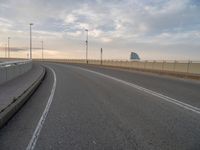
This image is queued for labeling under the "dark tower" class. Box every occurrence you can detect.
[130,52,140,60]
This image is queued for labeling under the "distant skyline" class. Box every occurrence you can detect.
[0,0,200,60]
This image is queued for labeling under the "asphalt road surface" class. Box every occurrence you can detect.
[0,62,200,150]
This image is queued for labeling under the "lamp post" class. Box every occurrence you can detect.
[30,23,33,59]
[41,40,44,60]
[85,29,88,64]
[5,44,7,58]
[8,37,10,58]
[100,48,103,65]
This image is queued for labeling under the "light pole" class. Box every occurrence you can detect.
[85,29,88,64]
[5,44,7,58]
[8,37,10,58]
[30,23,33,59]
[41,40,44,60]
[100,48,103,65]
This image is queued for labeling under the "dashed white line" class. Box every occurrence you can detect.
[26,66,57,150]
[76,66,200,115]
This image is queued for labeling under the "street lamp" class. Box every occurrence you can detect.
[85,29,88,64]
[30,23,34,59]
[41,40,44,60]
[5,44,7,58]
[100,48,103,65]
[8,37,10,58]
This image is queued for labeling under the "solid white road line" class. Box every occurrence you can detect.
[76,66,200,115]
[26,66,57,150]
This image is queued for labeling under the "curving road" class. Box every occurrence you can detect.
[0,62,200,150]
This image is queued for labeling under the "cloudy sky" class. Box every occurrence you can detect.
[0,0,200,60]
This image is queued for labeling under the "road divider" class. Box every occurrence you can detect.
[0,65,46,128]
[0,60,32,85]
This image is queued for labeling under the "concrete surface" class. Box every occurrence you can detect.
[0,62,199,150]
[0,60,32,85]
[0,64,45,128]
[37,59,200,75]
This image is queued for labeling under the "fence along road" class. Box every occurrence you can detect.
[37,59,200,75]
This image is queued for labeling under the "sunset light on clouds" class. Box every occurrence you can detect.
[0,0,200,60]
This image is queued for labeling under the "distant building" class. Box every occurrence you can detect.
[130,52,140,60]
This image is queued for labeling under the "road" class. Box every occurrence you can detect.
[0,62,200,150]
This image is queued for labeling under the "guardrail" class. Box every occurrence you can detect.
[0,60,32,84]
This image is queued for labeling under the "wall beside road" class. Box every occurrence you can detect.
[0,60,32,84]
[36,59,200,76]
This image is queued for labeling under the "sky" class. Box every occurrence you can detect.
[0,0,200,60]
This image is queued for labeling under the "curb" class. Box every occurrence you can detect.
[0,66,46,128]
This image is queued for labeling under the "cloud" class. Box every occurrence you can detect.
[65,14,77,24]
[0,0,200,59]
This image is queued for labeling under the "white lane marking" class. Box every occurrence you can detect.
[75,66,200,114]
[26,66,57,150]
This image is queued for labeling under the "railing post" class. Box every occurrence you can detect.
[144,60,147,69]
[162,60,165,71]
[173,60,176,72]
[187,60,191,73]
[152,60,155,70]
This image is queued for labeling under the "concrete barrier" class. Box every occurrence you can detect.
[0,60,32,85]
[0,66,45,128]
[36,59,200,76]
